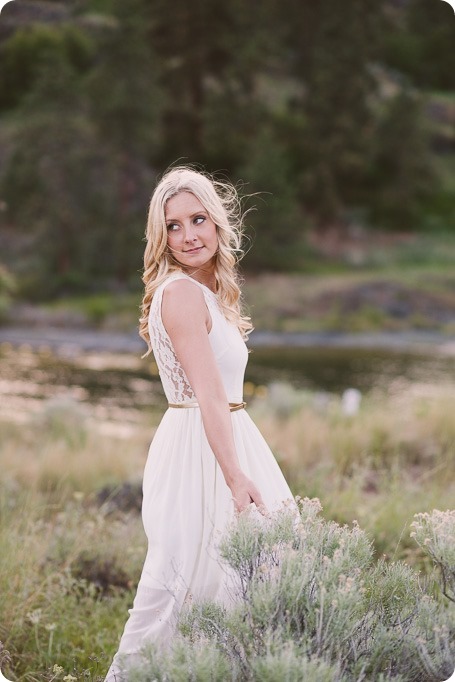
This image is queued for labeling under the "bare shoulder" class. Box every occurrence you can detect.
[162,278,205,306]
[162,278,208,328]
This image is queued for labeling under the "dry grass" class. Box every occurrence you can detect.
[0,400,150,496]
[1,379,454,678]
[0,487,146,680]
[250,380,455,558]
[252,381,455,472]
[0,398,151,679]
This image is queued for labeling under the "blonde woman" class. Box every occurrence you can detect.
[105,166,294,680]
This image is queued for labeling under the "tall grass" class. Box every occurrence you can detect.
[251,380,455,559]
[1,399,150,681]
[0,381,454,679]
[0,490,145,681]
[0,397,149,494]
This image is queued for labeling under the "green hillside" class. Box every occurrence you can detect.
[0,0,454,301]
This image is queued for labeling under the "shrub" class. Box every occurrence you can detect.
[411,510,455,604]
[129,500,455,682]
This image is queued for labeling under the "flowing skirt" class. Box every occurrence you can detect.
[105,408,294,681]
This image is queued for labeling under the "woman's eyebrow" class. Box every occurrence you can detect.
[165,210,207,223]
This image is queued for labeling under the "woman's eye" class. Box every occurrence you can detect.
[194,216,205,225]
[167,223,179,232]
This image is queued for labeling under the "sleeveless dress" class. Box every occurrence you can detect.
[105,271,294,680]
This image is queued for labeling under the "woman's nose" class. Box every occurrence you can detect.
[183,224,197,242]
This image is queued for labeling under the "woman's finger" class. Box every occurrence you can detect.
[250,490,268,516]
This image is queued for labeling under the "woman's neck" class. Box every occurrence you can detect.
[180,259,217,292]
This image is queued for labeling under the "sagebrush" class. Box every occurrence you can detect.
[127,500,455,682]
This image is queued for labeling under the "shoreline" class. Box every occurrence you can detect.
[1,325,455,357]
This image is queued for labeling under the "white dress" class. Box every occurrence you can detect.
[105,271,294,680]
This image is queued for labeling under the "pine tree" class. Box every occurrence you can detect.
[1,58,117,295]
[240,127,305,270]
[384,0,455,91]
[296,0,383,225]
[369,90,437,229]
[85,0,161,282]
[144,0,276,169]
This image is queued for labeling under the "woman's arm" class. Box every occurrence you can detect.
[161,279,266,514]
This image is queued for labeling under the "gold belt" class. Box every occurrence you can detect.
[168,401,246,412]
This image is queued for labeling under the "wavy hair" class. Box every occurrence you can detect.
[139,166,253,357]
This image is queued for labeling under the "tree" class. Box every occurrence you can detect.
[383,0,455,91]
[240,127,305,270]
[144,0,277,169]
[369,90,437,229]
[0,23,93,112]
[85,0,162,282]
[294,0,383,225]
[1,59,120,296]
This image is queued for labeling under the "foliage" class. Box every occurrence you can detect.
[142,0,276,167]
[1,58,115,296]
[0,0,453,291]
[411,510,455,604]
[0,490,143,681]
[251,379,455,559]
[85,0,162,157]
[240,127,305,270]
[291,0,382,225]
[383,0,455,92]
[128,500,455,681]
[0,23,94,111]
[83,0,163,283]
[1,56,150,296]
[369,90,437,229]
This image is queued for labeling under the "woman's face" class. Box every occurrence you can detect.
[165,192,218,270]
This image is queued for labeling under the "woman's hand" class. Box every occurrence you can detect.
[228,470,268,515]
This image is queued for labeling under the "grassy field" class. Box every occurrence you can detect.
[0,377,454,680]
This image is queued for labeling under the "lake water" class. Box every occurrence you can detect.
[1,338,454,427]
[248,345,455,393]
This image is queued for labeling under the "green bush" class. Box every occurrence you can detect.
[411,510,455,604]
[0,24,93,111]
[129,500,455,681]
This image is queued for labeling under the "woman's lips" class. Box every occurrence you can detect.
[184,246,203,254]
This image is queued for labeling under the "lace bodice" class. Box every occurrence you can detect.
[148,272,248,404]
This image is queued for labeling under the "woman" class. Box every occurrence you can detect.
[105,166,294,681]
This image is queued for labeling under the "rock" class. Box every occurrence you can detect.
[71,551,133,595]
[96,481,143,514]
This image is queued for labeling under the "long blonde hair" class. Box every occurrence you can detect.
[139,166,253,357]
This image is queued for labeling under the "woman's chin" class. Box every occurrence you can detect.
[177,251,217,270]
